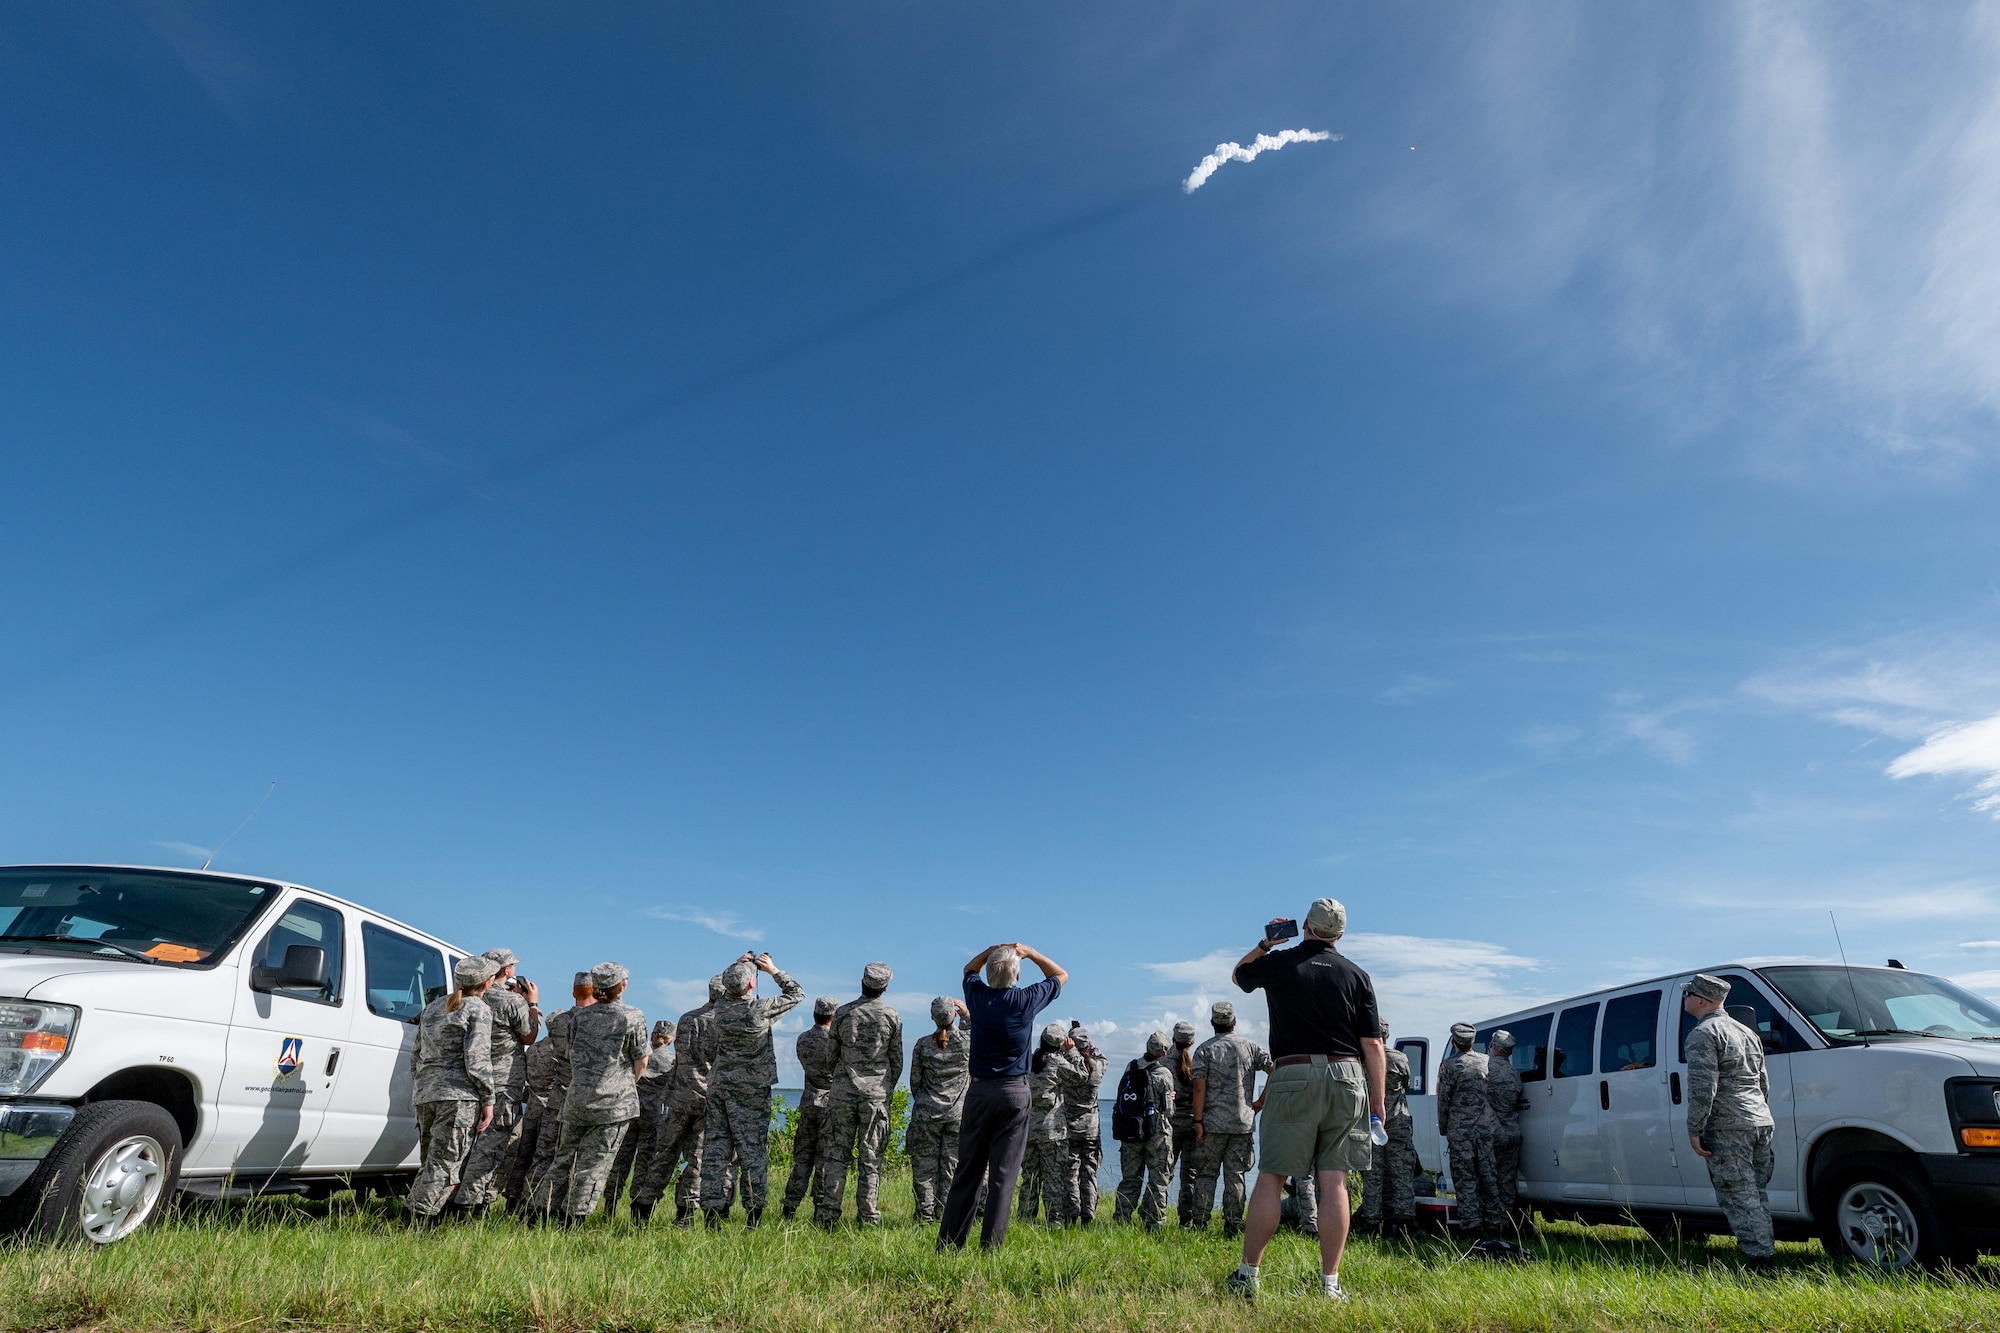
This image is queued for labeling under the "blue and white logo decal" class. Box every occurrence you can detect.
[274,1036,304,1080]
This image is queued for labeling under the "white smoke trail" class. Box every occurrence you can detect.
[1182,128,1339,193]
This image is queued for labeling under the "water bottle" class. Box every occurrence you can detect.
[1369,1113,1388,1147]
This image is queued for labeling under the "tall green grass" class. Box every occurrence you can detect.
[2,1178,1993,1332]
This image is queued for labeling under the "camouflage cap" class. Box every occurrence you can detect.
[1489,1029,1515,1053]
[1305,897,1347,937]
[590,961,630,990]
[1172,1021,1196,1045]
[929,995,955,1027]
[816,995,840,1020]
[573,971,592,989]
[454,955,500,988]
[1070,1024,1091,1044]
[1450,1022,1475,1042]
[861,961,893,991]
[722,961,757,995]
[481,947,519,969]
[1686,973,1731,1003]
[708,973,728,1001]
[1145,1030,1169,1057]
[1377,1017,1391,1039]
[651,1020,676,1042]
[1211,1001,1237,1028]
[1039,1022,1067,1051]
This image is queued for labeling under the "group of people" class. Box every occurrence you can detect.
[401,898,1780,1298]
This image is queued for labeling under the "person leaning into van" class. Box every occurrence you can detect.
[406,954,499,1224]
[1683,973,1778,1269]
[1225,898,1384,1303]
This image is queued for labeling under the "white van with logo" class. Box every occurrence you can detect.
[1407,961,2000,1269]
[0,865,467,1243]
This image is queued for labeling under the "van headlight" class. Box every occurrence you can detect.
[0,1001,79,1095]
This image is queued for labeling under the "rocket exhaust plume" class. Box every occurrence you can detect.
[1183,129,1339,192]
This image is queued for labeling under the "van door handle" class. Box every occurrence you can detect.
[325,1047,341,1077]
[1599,1080,1609,1111]
[1669,1072,1681,1105]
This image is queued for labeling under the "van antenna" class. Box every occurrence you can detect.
[201,782,277,871]
[1829,910,1869,1049]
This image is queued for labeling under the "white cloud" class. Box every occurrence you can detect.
[1183,129,1337,193]
[649,975,712,1015]
[151,840,210,862]
[1887,713,2000,815]
[1378,675,1450,703]
[643,906,764,941]
[1952,970,2000,1000]
[1960,940,2000,950]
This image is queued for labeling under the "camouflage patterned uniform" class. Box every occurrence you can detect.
[531,976,648,1219]
[606,1024,674,1214]
[1017,1036,1074,1224]
[1360,1037,1417,1229]
[1482,1037,1525,1230]
[1438,1035,1499,1233]
[1113,1048,1176,1228]
[1058,1031,1108,1223]
[500,1037,557,1208]
[700,965,804,1218]
[1686,999,1775,1259]
[456,982,537,1208]
[1283,1173,1319,1234]
[1168,1023,1199,1226]
[905,1003,970,1223]
[1187,1019,1272,1233]
[815,968,903,1226]
[521,986,588,1207]
[633,983,722,1221]
[781,1000,840,1217]
[407,991,495,1216]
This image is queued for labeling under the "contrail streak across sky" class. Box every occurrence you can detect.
[1183,129,1339,192]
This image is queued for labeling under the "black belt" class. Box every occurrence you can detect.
[1274,1054,1360,1068]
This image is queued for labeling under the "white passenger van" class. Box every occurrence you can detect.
[1404,961,2000,1270]
[0,865,468,1243]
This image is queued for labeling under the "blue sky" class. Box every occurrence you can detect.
[7,3,2000,1075]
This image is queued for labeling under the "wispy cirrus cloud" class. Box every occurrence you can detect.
[643,906,764,941]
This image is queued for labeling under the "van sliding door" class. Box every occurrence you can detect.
[1597,988,1681,1207]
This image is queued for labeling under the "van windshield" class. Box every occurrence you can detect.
[0,867,277,968]
[1760,966,2000,1044]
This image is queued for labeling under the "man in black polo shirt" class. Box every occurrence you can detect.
[936,941,1068,1250]
[1225,898,1383,1302]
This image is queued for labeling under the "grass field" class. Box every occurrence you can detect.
[3,1178,1996,1333]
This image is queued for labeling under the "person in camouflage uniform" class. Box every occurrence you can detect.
[1168,1020,1200,1226]
[452,947,541,1216]
[1283,1174,1319,1235]
[1357,1018,1417,1236]
[700,952,804,1227]
[1483,1028,1526,1234]
[781,996,840,1219]
[816,962,904,1227]
[1683,974,1776,1266]
[632,974,724,1225]
[499,1035,557,1210]
[406,955,499,1221]
[519,972,595,1212]
[1188,1000,1273,1237]
[1017,1024,1076,1224]
[1113,1031,1177,1229]
[1058,1022,1108,1224]
[530,961,649,1224]
[1438,1022,1499,1236]
[906,996,970,1223]
[605,1019,674,1216]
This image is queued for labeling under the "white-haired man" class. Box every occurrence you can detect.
[1226,899,1384,1302]
[936,942,1068,1250]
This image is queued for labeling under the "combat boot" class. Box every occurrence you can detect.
[629,1201,652,1223]
[1222,1221,1243,1240]
[703,1207,725,1230]
[745,1208,763,1230]
[673,1205,693,1229]
[781,1204,796,1220]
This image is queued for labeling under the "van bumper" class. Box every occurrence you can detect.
[1919,1152,2000,1251]
[0,1101,77,1196]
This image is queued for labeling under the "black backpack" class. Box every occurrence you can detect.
[1111,1059,1158,1142]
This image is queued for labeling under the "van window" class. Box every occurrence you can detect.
[251,900,344,1005]
[1477,1012,1552,1083]
[1677,972,1803,1059]
[1552,1002,1598,1078]
[362,921,447,1022]
[1394,1037,1429,1095]
[1599,991,1661,1071]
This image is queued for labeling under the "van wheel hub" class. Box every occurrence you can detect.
[79,1134,168,1244]
[1837,1183,1917,1268]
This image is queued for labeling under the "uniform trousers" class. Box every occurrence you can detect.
[407,1100,480,1216]
[1065,1135,1102,1222]
[937,1076,1031,1250]
[905,1115,959,1222]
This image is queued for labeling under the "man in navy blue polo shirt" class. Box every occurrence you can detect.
[936,941,1068,1250]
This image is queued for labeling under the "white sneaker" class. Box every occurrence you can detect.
[1322,1277,1348,1301]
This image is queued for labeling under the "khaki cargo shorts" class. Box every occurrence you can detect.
[1257,1056,1370,1176]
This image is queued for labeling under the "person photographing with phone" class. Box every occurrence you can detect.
[1224,899,1385,1303]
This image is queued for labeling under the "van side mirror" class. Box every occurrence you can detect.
[1760,1030,1783,1054]
[251,944,329,994]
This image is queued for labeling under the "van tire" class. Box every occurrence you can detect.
[1814,1152,1953,1272]
[4,1101,183,1245]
